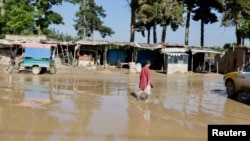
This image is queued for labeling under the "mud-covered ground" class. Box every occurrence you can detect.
[0,66,250,141]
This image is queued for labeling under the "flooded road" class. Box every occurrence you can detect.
[0,69,250,141]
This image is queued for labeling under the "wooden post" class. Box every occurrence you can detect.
[56,44,59,57]
[132,47,135,62]
[203,53,206,72]
[103,46,108,69]
[217,61,218,74]
[209,53,211,72]
[191,54,193,72]
[163,53,165,71]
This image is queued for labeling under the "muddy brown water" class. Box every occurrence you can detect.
[0,68,250,141]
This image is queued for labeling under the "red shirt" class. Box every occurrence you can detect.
[139,66,152,90]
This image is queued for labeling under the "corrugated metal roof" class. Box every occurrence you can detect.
[76,40,109,45]
[12,43,57,48]
[110,42,163,49]
[110,41,135,46]
[166,53,188,56]
[190,48,222,54]
[134,42,163,50]
[161,47,188,53]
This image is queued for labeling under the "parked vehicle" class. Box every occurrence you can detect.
[223,63,250,98]
[4,43,57,75]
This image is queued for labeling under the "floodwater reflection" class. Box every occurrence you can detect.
[0,72,249,141]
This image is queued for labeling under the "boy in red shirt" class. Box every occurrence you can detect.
[136,60,153,102]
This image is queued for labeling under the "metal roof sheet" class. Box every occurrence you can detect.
[161,47,187,53]
[15,43,57,48]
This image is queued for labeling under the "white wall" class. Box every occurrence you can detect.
[167,64,188,74]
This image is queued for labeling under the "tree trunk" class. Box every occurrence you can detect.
[200,19,204,47]
[236,23,241,46]
[103,46,108,68]
[83,0,86,40]
[242,37,244,46]
[147,27,151,44]
[153,20,157,43]
[184,11,190,45]
[130,1,136,42]
[161,23,167,43]
[91,32,94,41]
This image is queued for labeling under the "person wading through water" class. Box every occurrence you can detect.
[136,60,153,102]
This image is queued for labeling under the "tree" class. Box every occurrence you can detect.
[126,0,140,42]
[222,0,250,46]
[1,0,65,36]
[183,0,196,45]
[33,0,64,35]
[0,0,5,38]
[192,0,223,47]
[136,1,161,43]
[238,20,250,45]
[160,0,185,43]
[2,0,35,34]
[130,0,184,44]
[73,0,114,40]
[50,27,77,41]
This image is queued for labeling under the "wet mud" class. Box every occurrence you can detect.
[0,69,250,141]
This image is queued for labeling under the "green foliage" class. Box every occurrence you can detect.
[3,0,35,34]
[73,0,114,39]
[160,0,185,30]
[110,44,120,50]
[192,0,223,23]
[33,0,64,34]
[222,43,238,51]
[212,46,225,52]
[222,0,250,45]
[1,0,64,36]
[133,0,185,43]
[49,28,78,41]
[98,25,115,38]
[136,3,159,23]
[134,1,162,34]
[238,20,250,39]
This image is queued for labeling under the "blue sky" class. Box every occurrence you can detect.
[50,0,247,47]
